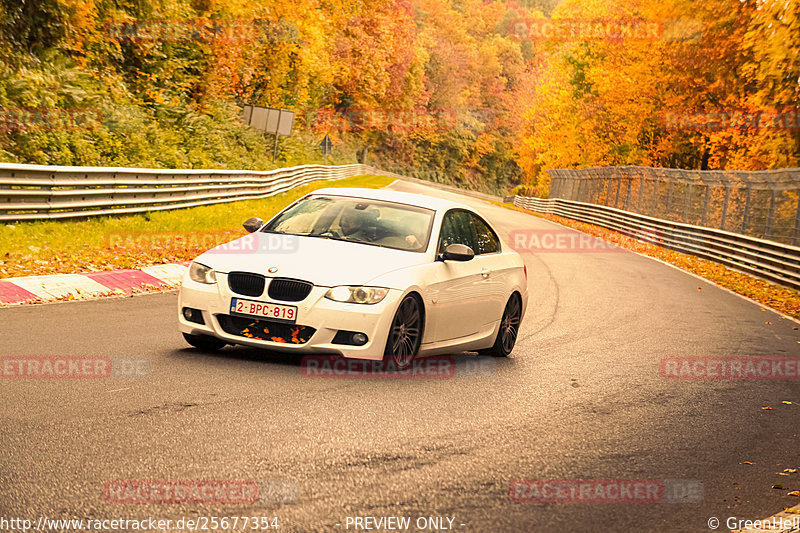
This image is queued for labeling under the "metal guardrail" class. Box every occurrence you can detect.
[513,195,800,291]
[0,163,398,221]
[543,166,800,245]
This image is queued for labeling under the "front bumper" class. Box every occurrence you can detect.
[178,272,400,359]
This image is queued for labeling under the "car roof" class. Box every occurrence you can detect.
[307,187,469,212]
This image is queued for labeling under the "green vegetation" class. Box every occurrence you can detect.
[0,0,553,195]
[2,0,797,199]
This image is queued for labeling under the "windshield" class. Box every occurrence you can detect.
[263,195,435,252]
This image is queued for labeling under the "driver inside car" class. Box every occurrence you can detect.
[338,206,380,242]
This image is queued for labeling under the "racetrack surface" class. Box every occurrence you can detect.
[1,180,799,532]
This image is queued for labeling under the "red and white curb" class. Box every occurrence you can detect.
[0,262,189,305]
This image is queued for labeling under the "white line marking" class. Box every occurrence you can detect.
[140,263,188,285]
[10,274,110,299]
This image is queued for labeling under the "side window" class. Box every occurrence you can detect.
[439,210,477,252]
[471,214,500,254]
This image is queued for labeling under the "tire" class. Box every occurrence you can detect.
[480,294,521,357]
[383,295,423,371]
[182,332,227,351]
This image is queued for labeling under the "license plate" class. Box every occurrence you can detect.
[230,298,297,323]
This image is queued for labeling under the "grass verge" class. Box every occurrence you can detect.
[0,174,395,278]
[494,201,800,320]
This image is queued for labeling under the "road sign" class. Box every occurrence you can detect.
[320,134,333,155]
[241,105,295,136]
[241,105,295,161]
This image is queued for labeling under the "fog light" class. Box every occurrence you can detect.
[332,330,369,346]
[182,307,204,324]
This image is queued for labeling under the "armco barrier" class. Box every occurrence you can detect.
[0,163,400,221]
[513,195,800,291]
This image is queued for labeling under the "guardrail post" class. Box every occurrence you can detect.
[652,180,659,217]
[683,183,692,223]
[764,189,776,240]
[45,171,55,216]
[624,178,632,211]
[665,181,674,217]
[614,178,622,208]
[637,178,645,213]
[741,188,752,234]
[720,187,730,230]
[600,178,607,206]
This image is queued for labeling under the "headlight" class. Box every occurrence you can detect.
[189,262,217,284]
[325,286,389,304]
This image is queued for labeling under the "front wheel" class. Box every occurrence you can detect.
[383,295,423,371]
[480,294,521,357]
[182,332,227,351]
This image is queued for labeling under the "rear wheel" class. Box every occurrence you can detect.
[384,295,422,371]
[480,294,521,357]
[182,332,227,351]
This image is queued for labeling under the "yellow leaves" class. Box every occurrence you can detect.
[516,0,799,182]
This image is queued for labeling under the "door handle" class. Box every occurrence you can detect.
[481,268,490,278]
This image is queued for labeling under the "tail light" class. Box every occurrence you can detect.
[524,265,528,279]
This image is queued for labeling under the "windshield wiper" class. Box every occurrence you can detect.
[303,233,348,242]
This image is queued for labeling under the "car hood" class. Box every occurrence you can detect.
[194,233,427,287]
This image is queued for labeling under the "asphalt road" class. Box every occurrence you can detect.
[1,180,799,533]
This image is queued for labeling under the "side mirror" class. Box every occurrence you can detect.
[439,243,475,262]
[243,217,264,233]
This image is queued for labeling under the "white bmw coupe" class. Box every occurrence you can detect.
[178,187,528,369]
